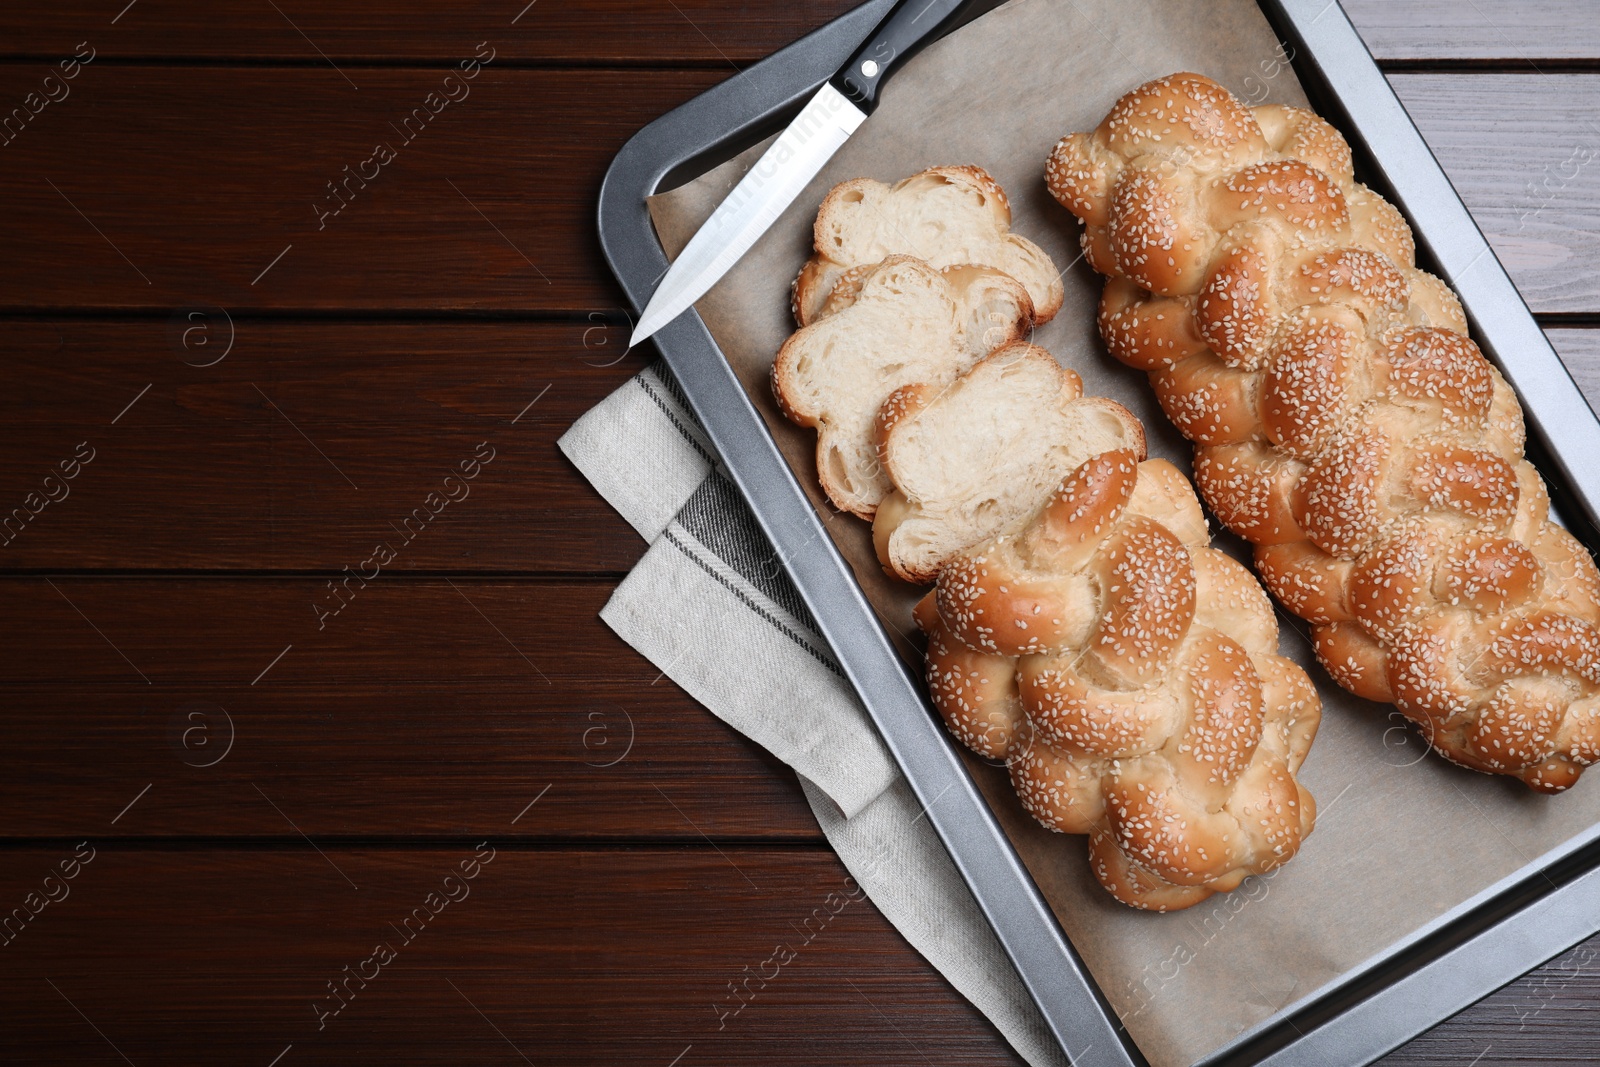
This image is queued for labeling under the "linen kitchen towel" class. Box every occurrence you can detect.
[560,362,1067,1067]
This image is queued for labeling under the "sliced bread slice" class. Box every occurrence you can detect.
[793,166,1065,328]
[873,342,1147,583]
[772,255,1033,518]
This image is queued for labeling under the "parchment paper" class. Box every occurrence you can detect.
[646,2,1600,1064]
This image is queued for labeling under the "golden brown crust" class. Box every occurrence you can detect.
[1050,71,1600,790]
[1152,351,1259,447]
[1193,443,1305,545]
[1195,243,1277,370]
[1256,104,1355,183]
[1099,71,1266,165]
[1107,164,1213,295]
[1313,621,1394,703]
[1086,516,1196,685]
[920,451,1322,911]
[1254,541,1353,624]
[1101,277,1209,371]
[1020,447,1139,570]
[921,590,1025,760]
[1346,186,1417,268]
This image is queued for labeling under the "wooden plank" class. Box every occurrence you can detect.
[0,579,820,838]
[1346,1,1600,64]
[0,848,1022,1066]
[0,844,1596,1066]
[0,69,1599,313]
[0,578,577,686]
[1,2,1597,66]
[1388,74,1600,315]
[0,1,862,64]
[1549,329,1600,407]
[0,681,818,840]
[0,320,655,571]
[0,65,719,309]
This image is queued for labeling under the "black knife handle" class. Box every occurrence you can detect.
[828,0,980,113]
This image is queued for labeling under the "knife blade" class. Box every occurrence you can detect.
[629,0,980,347]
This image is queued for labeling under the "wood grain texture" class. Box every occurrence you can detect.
[0,677,819,840]
[0,844,1595,1067]
[2,3,1597,65]
[0,578,820,838]
[0,848,1022,1067]
[1389,73,1600,314]
[0,65,719,309]
[1345,1,1600,63]
[0,1,863,64]
[1,69,1599,313]
[0,320,652,571]
[0,578,627,686]
[1549,329,1600,406]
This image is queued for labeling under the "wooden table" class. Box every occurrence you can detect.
[2,2,1598,1063]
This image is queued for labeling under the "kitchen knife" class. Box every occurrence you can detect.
[629,0,980,346]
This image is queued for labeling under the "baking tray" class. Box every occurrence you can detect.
[595,2,1600,1064]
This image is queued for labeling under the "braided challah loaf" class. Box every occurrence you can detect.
[1047,72,1600,792]
[774,165,1326,909]
[917,448,1321,911]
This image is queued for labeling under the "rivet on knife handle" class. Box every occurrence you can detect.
[830,0,982,113]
